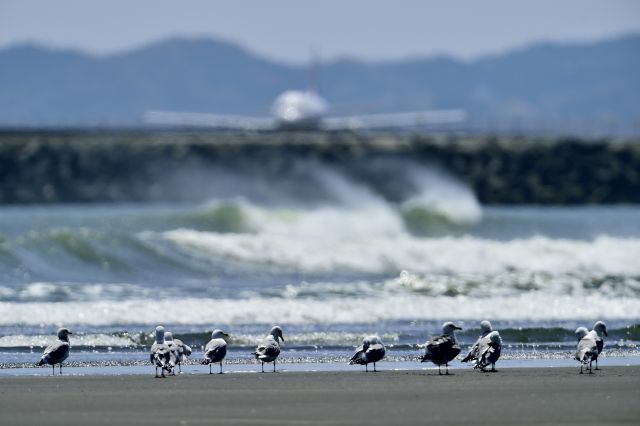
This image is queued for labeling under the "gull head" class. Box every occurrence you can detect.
[270,326,285,342]
[575,327,589,341]
[366,335,383,346]
[57,328,72,341]
[211,329,230,340]
[480,320,492,334]
[155,326,165,343]
[442,321,462,335]
[164,331,174,342]
[593,321,608,337]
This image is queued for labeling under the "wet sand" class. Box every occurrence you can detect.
[1,367,638,425]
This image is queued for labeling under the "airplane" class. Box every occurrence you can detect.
[143,89,467,131]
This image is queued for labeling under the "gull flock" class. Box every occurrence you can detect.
[37,320,608,377]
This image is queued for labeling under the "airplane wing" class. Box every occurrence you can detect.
[323,109,467,130]
[142,110,274,130]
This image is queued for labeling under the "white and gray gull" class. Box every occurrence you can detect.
[37,328,72,375]
[420,321,462,375]
[164,331,192,374]
[202,329,229,374]
[461,320,492,364]
[461,321,502,372]
[349,335,386,372]
[150,326,175,378]
[574,329,599,374]
[254,326,284,373]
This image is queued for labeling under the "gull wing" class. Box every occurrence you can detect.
[204,338,227,364]
[324,109,467,130]
[38,340,70,365]
[349,345,367,365]
[143,110,274,130]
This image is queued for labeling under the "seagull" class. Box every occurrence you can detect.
[37,328,72,375]
[202,329,229,374]
[473,331,502,372]
[164,331,192,374]
[421,321,462,375]
[461,321,501,372]
[461,320,493,365]
[591,321,607,370]
[575,330,599,374]
[349,335,386,372]
[150,326,175,378]
[255,326,284,373]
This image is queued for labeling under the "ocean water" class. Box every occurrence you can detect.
[0,162,639,374]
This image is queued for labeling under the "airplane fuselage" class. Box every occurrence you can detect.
[271,90,328,130]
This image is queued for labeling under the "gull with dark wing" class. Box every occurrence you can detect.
[37,328,72,375]
[590,321,607,370]
[349,335,386,372]
[461,320,493,365]
[164,331,192,374]
[150,326,175,378]
[202,329,229,374]
[421,322,462,375]
[255,326,284,373]
[575,329,598,374]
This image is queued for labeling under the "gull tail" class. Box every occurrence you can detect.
[420,353,433,363]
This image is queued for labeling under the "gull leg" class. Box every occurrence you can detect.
[273,361,276,373]
[595,359,600,370]
[219,362,223,374]
[491,363,497,372]
[588,360,594,374]
[261,362,264,373]
[178,362,182,374]
[155,367,159,378]
[209,364,212,375]
[438,365,442,375]
[52,365,55,376]
[365,364,368,373]
[60,364,63,375]
[579,364,583,374]
[445,362,450,375]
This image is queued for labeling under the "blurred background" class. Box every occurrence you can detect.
[0,1,639,370]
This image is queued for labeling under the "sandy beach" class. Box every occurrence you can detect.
[0,367,638,425]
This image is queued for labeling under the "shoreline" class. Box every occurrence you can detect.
[2,356,640,377]
[1,367,638,425]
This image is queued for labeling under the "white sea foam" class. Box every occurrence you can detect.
[0,282,152,302]
[1,291,638,327]
[0,333,136,348]
[162,228,640,276]
[401,164,483,225]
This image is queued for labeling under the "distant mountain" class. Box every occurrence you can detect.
[0,35,639,133]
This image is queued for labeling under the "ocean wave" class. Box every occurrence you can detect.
[163,229,640,276]
[0,333,137,349]
[1,291,638,328]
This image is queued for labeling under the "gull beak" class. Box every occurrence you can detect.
[454,326,462,330]
[604,330,608,337]
[223,333,230,338]
[68,331,73,335]
[281,336,285,342]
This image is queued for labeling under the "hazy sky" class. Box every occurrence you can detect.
[1,1,639,63]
